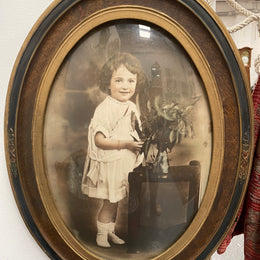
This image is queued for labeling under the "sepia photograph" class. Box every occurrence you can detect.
[43,21,212,259]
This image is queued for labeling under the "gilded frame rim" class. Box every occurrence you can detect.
[4,0,254,259]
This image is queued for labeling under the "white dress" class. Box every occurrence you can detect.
[81,96,143,203]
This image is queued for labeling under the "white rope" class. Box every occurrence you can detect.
[225,0,252,17]
[228,14,260,33]
[225,0,260,34]
[204,0,213,6]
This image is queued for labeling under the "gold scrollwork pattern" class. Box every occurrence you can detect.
[239,136,250,183]
[8,128,18,178]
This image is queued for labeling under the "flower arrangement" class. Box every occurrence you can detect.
[135,92,201,175]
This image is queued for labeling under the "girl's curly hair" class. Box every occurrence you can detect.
[99,52,147,94]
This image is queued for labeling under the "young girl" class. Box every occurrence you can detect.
[81,52,145,248]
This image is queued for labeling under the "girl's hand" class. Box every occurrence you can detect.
[95,132,143,152]
[124,140,143,152]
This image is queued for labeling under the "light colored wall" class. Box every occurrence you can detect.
[0,0,257,259]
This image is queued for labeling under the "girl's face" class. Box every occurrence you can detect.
[109,64,137,102]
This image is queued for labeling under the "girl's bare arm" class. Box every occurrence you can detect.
[94,132,143,152]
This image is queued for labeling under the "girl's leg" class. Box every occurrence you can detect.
[98,200,118,223]
[96,200,125,247]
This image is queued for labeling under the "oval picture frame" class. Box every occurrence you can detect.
[5,0,254,259]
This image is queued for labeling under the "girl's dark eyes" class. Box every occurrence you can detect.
[114,78,136,83]
[129,79,136,83]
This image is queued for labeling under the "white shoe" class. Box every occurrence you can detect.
[96,221,111,248]
[108,222,125,245]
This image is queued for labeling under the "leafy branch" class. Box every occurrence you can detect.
[135,94,201,165]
